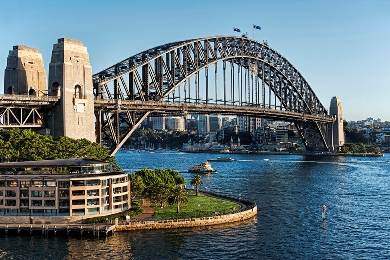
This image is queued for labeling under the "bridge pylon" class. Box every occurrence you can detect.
[4,45,47,96]
[327,96,344,152]
[47,38,95,142]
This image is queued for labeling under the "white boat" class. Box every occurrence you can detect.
[188,161,216,174]
[207,157,235,162]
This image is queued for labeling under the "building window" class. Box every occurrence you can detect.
[31,200,42,207]
[72,180,85,187]
[20,190,29,198]
[6,181,18,187]
[74,85,83,99]
[44,191,55,197]
[59,199,69,207]
[59,190,69,198]
[58,181,70,188]
[72,190,85,196]
[45,181,56,187]
[44,200,55,207]
[87,208,99,215]
[20,199,29,207]
[72,199,85,205]
[86,180,100,186]
[5,200,16,206]
[6,191,16,197]
[87,199,99,206]
[32,181,43,187]
[31,191,42,197]
[20,181,30,188]
[72,209,85,216]
[87,189,99,196]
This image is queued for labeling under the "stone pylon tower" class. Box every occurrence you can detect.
[4,46,47,95]
[47,38,95,142]
[328,96,345,151]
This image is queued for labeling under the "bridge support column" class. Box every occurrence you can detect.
[327,96,344,152]
[47,38,95,142]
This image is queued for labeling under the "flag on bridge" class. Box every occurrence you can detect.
[253,24,261,30]
[233,27,241,32]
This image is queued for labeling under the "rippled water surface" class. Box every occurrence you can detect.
[1,152,390,259]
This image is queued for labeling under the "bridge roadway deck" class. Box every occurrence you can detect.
[0,96,332,123]
[0,95,59,107]
[94,100,333,123]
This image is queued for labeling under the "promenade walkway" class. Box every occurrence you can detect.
[131,200,155,221]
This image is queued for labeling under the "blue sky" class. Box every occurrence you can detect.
[1,0,389,121]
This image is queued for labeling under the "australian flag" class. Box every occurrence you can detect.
[233,27,241,32]
[253,24,261,30]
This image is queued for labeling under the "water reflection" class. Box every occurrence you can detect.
[0,153,389,259]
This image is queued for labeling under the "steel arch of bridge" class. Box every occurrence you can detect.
[93,36,332,155]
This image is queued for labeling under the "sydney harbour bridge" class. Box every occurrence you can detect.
[1,36,343,155]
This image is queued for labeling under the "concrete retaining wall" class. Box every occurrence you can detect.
[115,205,257,231]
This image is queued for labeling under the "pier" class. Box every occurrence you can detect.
[0,224,115,238]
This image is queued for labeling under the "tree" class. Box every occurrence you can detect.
[190,175,203,196]
[129,174,146,200]
[147,183,172,208]
[169,186,188,213]
[0,129,119,169]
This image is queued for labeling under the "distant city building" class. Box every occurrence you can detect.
[237,116,248,131]
[198,115,209,133]
[166,116,185,131]
[209,114,222,132]
[186,118,198,131]
[151,116,165,130]
[248,117,262,134]
[275,129,288,143]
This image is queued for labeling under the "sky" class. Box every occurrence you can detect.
[0,0,389,122]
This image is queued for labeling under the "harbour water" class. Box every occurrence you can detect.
[1,151,390,259]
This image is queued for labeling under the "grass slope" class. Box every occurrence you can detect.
[153,192,240,219]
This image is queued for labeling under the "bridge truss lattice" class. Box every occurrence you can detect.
[93,36,332,155]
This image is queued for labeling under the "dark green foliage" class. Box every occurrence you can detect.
[344,127,368,143]
[339,143,382,154]
[131,168,187,209]
[0,128,119,169]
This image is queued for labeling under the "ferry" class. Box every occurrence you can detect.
[188,161,217,174]
[207,157,235,162]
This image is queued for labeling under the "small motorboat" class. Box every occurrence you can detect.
[188,161,217,174]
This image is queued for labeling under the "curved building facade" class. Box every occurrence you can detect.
[0,159,130,224]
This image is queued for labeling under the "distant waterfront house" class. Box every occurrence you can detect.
[0,159,130,224]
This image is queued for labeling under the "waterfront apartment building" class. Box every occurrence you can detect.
[0,159,130,224]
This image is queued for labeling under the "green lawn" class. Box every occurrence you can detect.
[152,192,240,219]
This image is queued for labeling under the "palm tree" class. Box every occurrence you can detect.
[170,186,188,213]
[190,175,203,196]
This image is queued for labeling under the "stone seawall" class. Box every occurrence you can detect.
[115,205,257,231]
[0,216,84,225]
